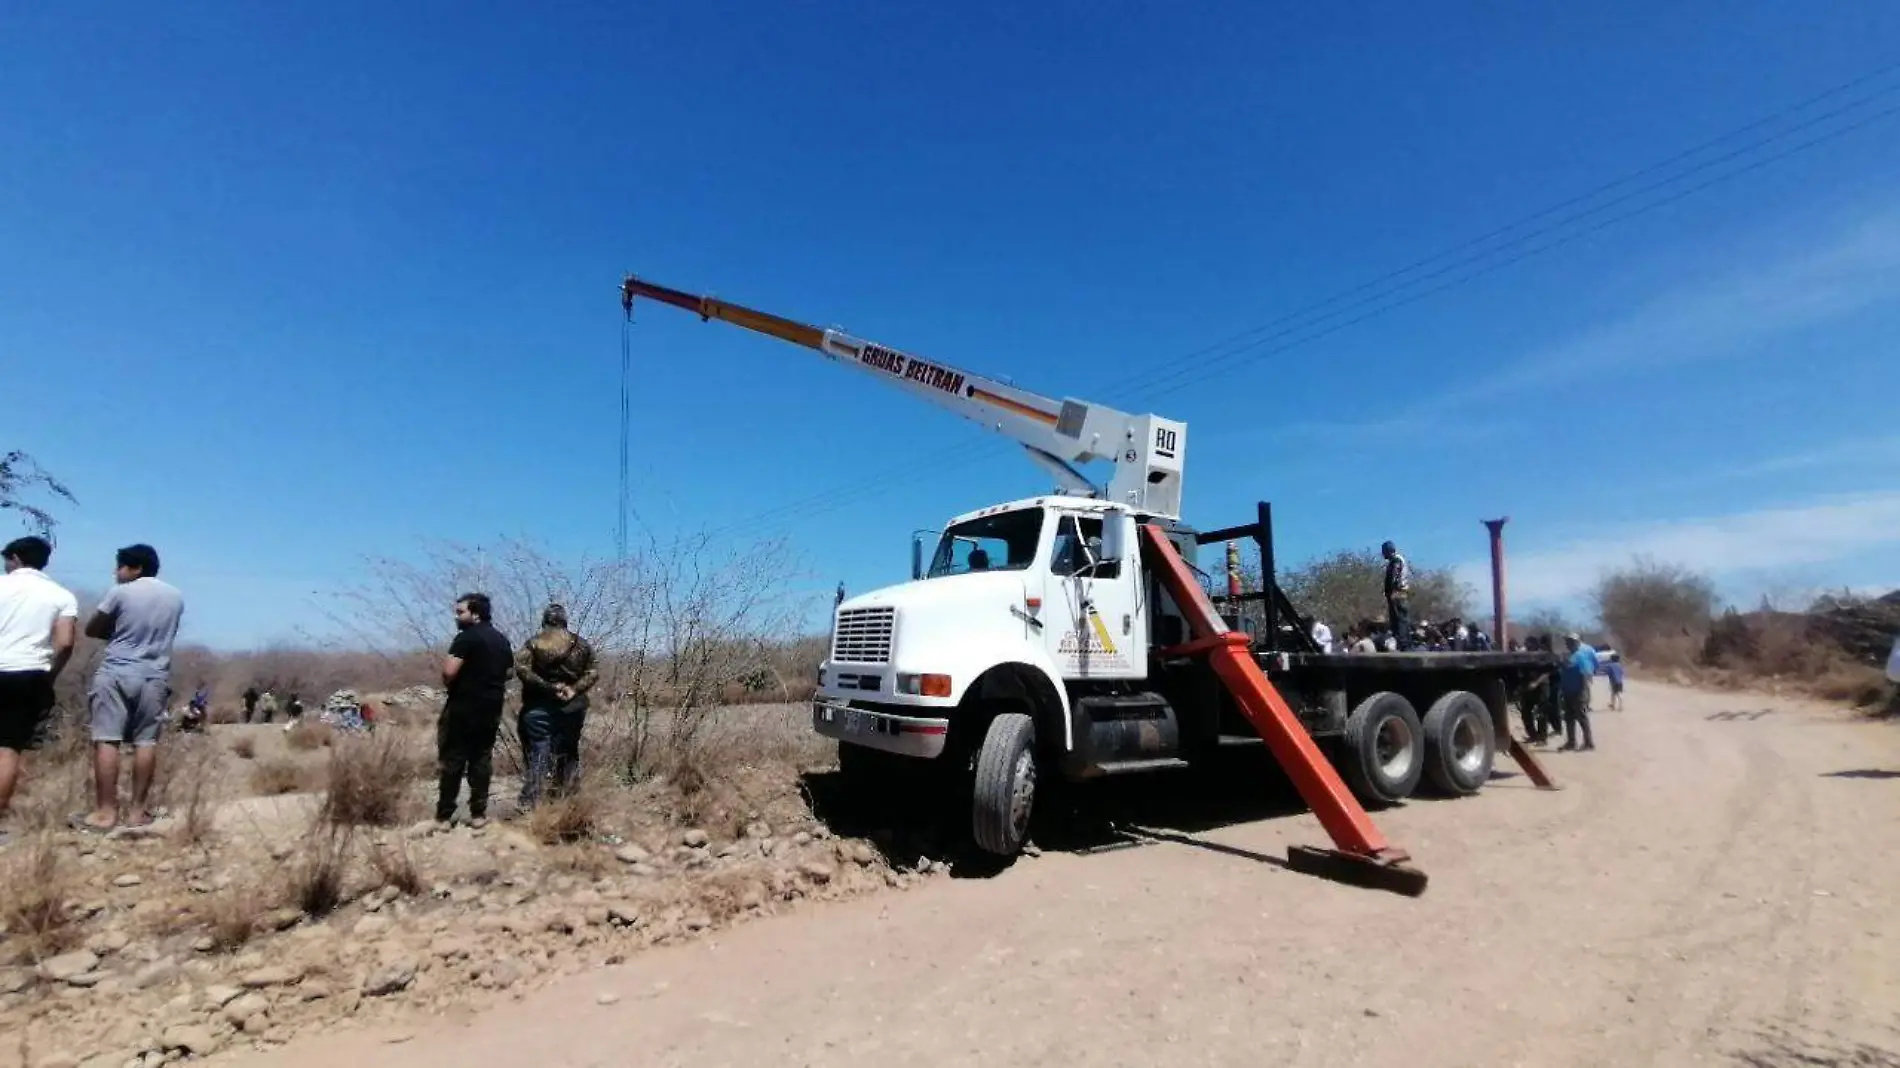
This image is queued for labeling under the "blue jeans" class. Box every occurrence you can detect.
[517,704,586,808]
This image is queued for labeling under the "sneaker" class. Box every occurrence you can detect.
[1558,743,1577,752]
[468,816,489,830]
[1581,743,1596,751]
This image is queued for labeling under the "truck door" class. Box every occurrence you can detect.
[1046,512,1146,680]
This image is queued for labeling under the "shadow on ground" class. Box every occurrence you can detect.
[1821,769,1900,780]
[800,748,1466,880]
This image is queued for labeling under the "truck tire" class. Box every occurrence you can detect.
[971,712,1037,857]
[1421,690,1495,796]
[1336,692,1424,805]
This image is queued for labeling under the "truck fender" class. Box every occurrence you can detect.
[961,658,1073,753]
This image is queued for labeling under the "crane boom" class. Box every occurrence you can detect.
[620,275,1187,518]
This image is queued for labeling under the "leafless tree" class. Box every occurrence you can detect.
[323,528,817,781]
[0,450,75,535]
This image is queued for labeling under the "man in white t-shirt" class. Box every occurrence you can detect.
[1309,619,1334,654]
[0,535,79,838]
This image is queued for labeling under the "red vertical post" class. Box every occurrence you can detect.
[1483,518,1509,649]
[1482,516,1559,790]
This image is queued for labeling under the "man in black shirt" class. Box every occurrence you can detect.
[435,592,512,826]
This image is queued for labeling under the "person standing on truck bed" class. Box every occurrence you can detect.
[1381,540,1412,650]
[1559,632,1598,751]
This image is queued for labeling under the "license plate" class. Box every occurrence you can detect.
[817,703,886,738]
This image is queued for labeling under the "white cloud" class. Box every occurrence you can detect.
[1459,491,1900,604]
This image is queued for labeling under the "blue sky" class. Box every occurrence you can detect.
[4,3,1899,648]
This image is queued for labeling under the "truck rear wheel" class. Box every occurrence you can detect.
[1421,690,1495,796]
[971,712,1037,857]
[1337,692,1424,805]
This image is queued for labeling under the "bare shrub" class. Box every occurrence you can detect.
[286,722,334,751]
[164,736,220,846]
[287,825,353,917]
[321,731,425,828]
[230,735,257,760]
[0,830,79,956]
[327,529,818,785]
[369,838,424,896]
[1593,556,1718,665]
[249,758,315,796]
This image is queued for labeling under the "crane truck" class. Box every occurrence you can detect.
[621,275,1561,895]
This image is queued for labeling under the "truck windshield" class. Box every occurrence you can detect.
[927,509,1044,578]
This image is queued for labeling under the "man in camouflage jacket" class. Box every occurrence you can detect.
[512,603,598,810]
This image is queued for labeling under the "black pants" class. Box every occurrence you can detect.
[0,670,55,752]
[1386,595,1411,650]
[436,702,503,821]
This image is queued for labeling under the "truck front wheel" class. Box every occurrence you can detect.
[971,712,1037,856]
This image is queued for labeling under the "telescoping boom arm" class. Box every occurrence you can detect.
[621,275,1188,518]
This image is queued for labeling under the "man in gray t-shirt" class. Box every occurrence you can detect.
[78,543,184,832]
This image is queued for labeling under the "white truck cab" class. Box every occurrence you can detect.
[813,495,1147,762]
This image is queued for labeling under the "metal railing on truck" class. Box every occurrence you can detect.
[1189,499,1560,791]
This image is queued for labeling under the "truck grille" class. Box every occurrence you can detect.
[831,607,895,664]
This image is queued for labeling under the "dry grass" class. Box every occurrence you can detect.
[369,838,424,896]
[1689,609,1896,710]
[286,722,335,751]
[231,734,258,760]
[146,731,225,846]
[321,730,426,828]
[0,829,80,958]
[287,825,353,917]
[250,757,316,796]
[527,781,606,844]
[202,882,271,952]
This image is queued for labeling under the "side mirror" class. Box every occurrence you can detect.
[911,528,941,580]
[1100,509,1134,564]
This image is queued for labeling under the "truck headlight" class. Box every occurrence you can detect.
[895,673,953,698]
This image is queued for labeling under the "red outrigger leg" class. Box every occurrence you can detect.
[1141,525,1429,896]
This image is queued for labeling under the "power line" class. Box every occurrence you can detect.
[660,60,1900,540]
[1129,101,1900,404]
[1106,73,1900,404]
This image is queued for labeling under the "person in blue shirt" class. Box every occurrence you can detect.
[1604,656,1626,710]
[1559,633,1598,751]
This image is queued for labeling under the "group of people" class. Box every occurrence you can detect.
[1299,541,1495,655]
[431,594,600,826]
[234,685,304,730]
[0,536,185,844]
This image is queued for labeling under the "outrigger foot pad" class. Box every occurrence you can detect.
[1286,845,1429,897]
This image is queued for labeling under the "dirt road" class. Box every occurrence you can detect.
[218,681,1900,1068]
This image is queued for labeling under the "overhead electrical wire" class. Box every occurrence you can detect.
[647,59,1900,541]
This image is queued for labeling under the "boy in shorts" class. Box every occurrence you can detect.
[77,544,184,833]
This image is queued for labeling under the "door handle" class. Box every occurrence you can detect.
[1123,614,1132,635]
